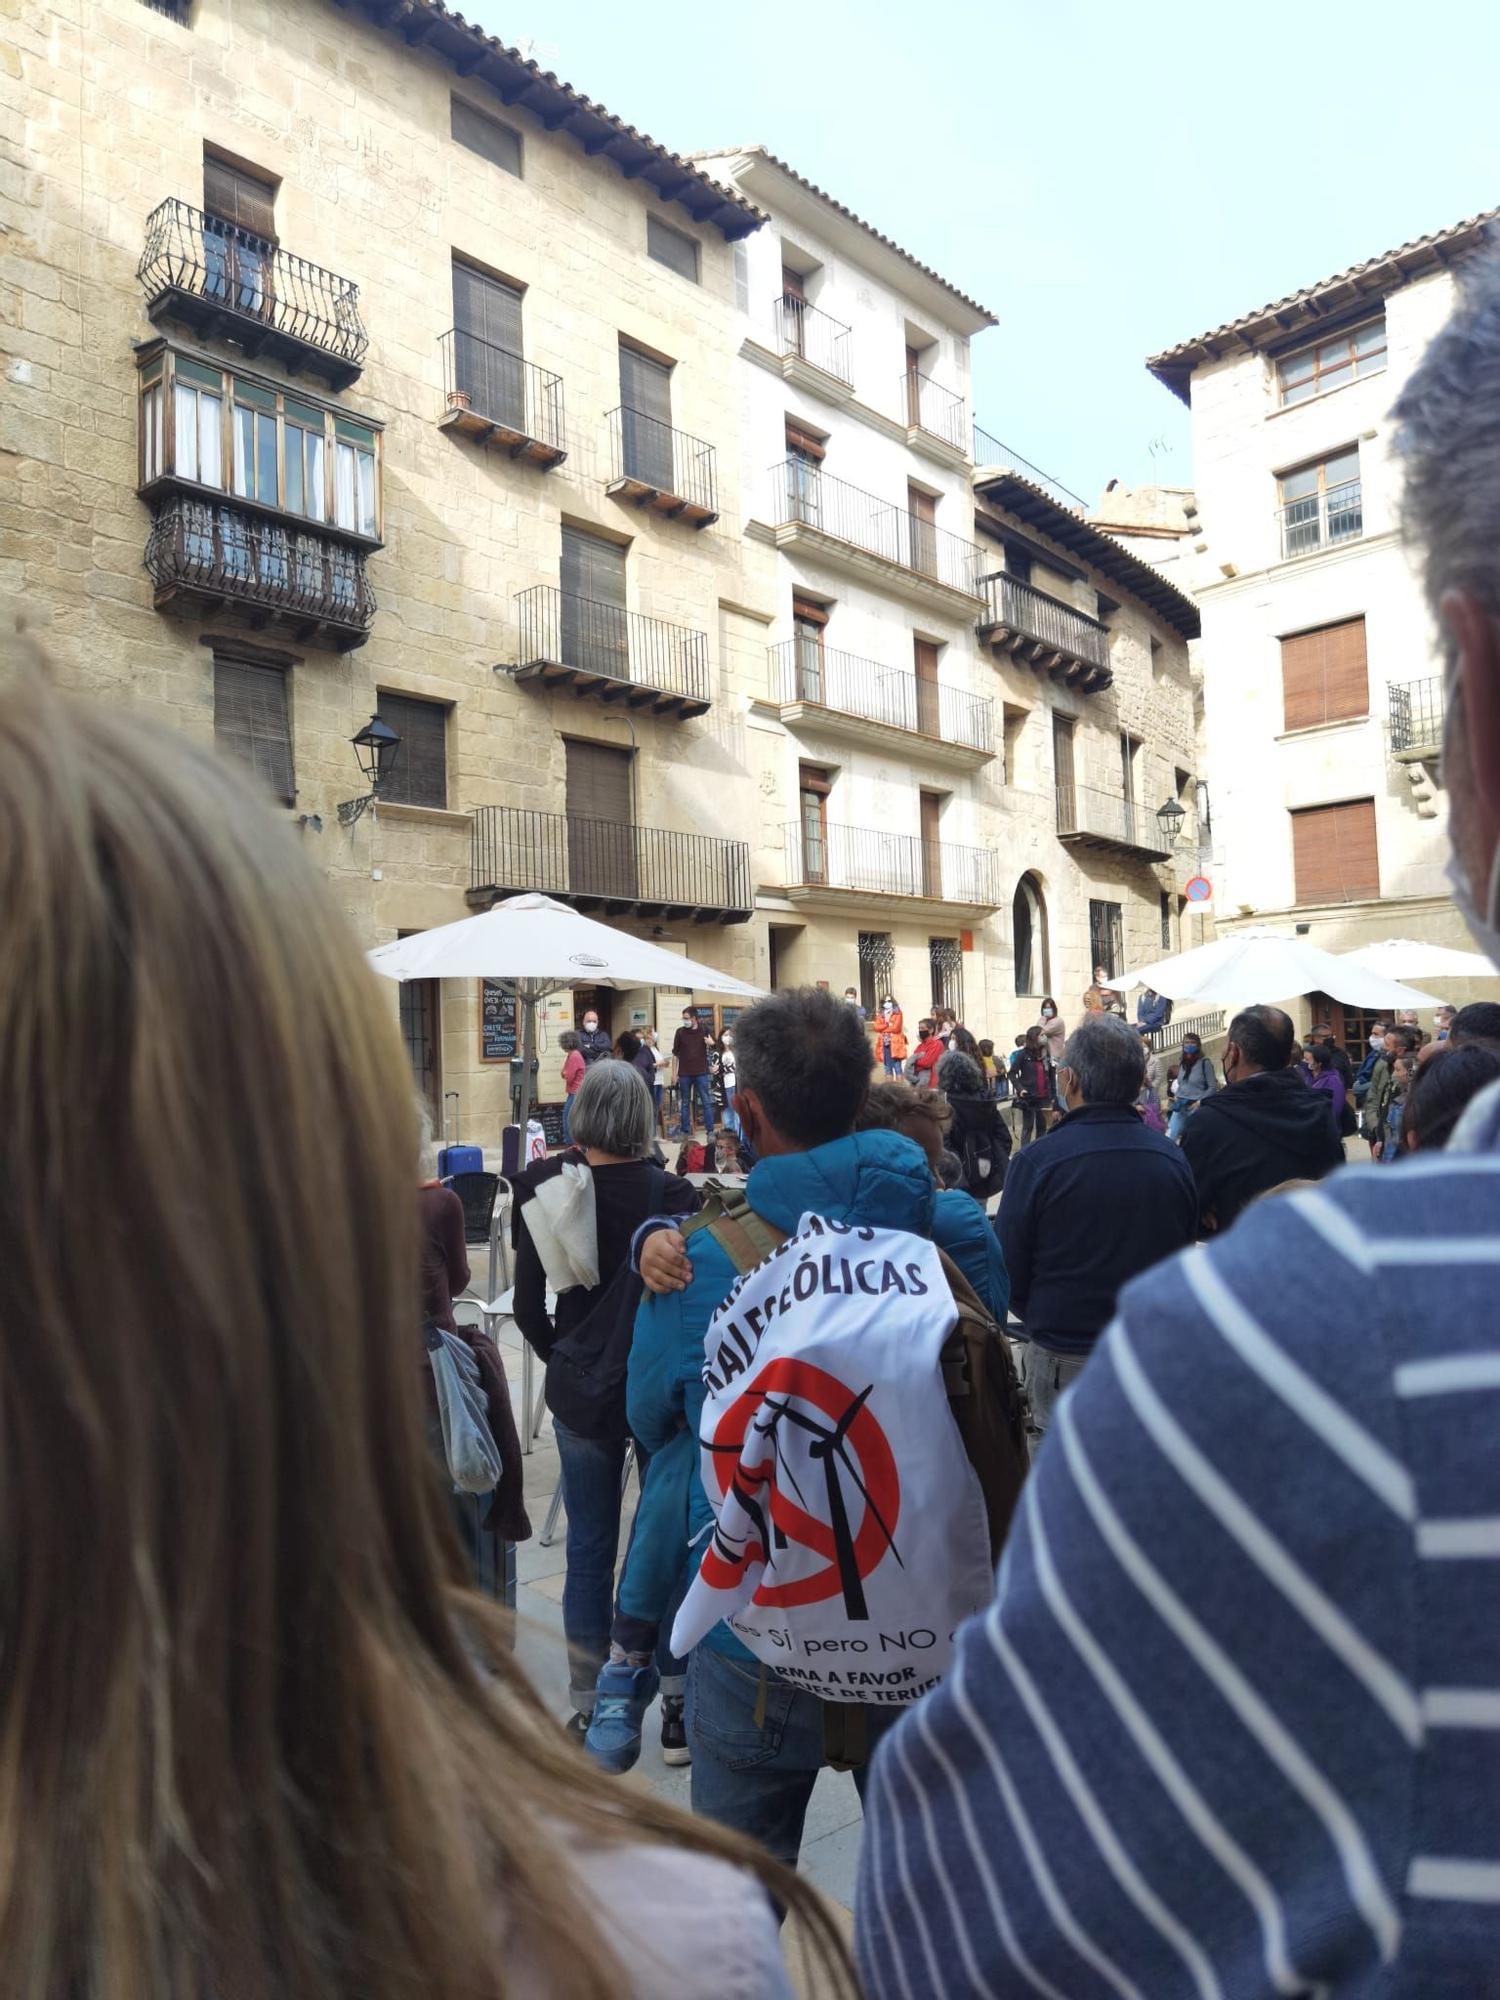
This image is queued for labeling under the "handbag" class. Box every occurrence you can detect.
[426,1323,504,1493]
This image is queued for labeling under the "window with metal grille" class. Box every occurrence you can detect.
[376,693,448,809]
[647,215,700,283]
[1088,900,1124,979]
[858,932,894,1015]
[1160,890,1173,950]
[929,936,963,1017]
[450,96,522,178]
[213,655,293,802]
[1280,616,1368,730]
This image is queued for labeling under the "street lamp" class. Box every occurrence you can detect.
[1155,797,1186,845]
[338,713,401,826]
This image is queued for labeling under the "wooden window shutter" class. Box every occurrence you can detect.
[618,343,672,425]
[1281,617,1368,730]
[203,156,277,239]
[213,655,293,800]
[782,266,805,302]
[792,594,829,626]
[785,420,826,462]
[1291,799,1379,905]
[376,693,448,810]
[450,97,522,178]
[565,739,632,823]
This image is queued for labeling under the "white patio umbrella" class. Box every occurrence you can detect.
[1340,936,1499,982]
[367,893,764,1129]
[1110,926,1444,1014]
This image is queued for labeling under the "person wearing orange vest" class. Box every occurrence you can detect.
[872,995,907,1077]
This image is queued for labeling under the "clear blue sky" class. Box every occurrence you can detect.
[463,0,1496,504]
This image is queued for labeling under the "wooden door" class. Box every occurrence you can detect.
[618,343,674,490]
[202,157,276,320]
[452,262,524,427]
[792,596,827,704]
[907,484,937,575]
[905,344,922,426]
[798,765,829,884]
[919,790,942,899]
[565,738,636,901]
[560,526,628,682]
[1052,713,1076,830]
[913,637,941,737]
[782,265,805,354]
[399,975,442,1124]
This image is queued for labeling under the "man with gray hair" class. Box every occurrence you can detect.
[857,245,1500,1996]
[994,1010,1196,1442]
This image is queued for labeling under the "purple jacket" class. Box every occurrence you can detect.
[1311,1066,1346,1123]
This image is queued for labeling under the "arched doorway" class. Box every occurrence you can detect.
[1012,873,1050,998]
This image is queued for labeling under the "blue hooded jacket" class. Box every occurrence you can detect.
[620,1128,1007,1644]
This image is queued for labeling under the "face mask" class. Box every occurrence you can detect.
[1183,1045,1199,1059]
[1042,1007,1054,1018]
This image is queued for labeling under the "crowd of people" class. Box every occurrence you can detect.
[6,248,1500,2000]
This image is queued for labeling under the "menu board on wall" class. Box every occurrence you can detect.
[718,1004,747,1034]
[479,981,518,1062]
[536,1100,567,1150]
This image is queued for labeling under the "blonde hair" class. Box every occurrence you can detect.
[0,653,852,1997]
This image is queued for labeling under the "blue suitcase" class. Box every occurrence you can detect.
[439,1143,483,1178]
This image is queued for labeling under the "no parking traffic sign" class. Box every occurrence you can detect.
[1184,875,1213,905]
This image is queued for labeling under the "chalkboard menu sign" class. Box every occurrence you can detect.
[479,981,518,1062]
[689,1004,716,1031]
[718,1004,747,1034]
[537,1100,567,1150]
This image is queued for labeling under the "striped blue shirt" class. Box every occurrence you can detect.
[856,1137,1500,1998]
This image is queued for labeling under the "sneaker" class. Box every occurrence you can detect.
[564,1710,591,1745]
[583,1660,659,1775]
[659,1695,691,1767]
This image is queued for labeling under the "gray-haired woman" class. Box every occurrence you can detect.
[511,1059,700,1756]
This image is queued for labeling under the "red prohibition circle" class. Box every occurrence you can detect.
[706,1356,901,1609]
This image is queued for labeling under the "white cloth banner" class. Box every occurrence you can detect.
[671,1214,994,1705]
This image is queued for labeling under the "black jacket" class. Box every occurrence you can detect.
[947,1092,1011,1200]
[995,1104,1197,1354]
[1180,1067,1345,1234]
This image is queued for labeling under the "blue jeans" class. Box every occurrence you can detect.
[562,1093,575,1143]
[687,1645,903,1870]
[552,1421,684,1711]
[1168,1104,1193,1143]
[677,1072,714,1136]
[882,1051,902,1076]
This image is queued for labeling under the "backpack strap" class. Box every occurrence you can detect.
[681,1183,788,1275]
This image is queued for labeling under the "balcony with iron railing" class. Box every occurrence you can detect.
[903,370,966,454]
[137,198,368,389]
[768,461,983,606]
[972,425,1089,512]
[1278,478,1363,561]
[143,494,375,650]
[510,586,711,719]
[469,807,751,922]
[439,329,566,469]
[606,406,718,527]
[1055,783,1180,861]
[774,294,853,389]
[780,820,1000,910]
[769,640,993,766]
[1389,675,1445,761]
[978,572,1114,691]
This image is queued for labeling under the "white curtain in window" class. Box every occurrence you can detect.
[233,405,252,498]
[334,441,356,532]
[305,432,325,521]
[143,384,163,482]
[176,386,200,482]
[199,393,222,491]
[356,448,376,537]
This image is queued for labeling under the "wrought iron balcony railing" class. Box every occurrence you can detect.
[439,329,566,467]
[782,819,1000,906]
[137,198,367,388]
[606,406,718,525]
[972,425,1089,512]
[769,461,983,597]
[471,807,751,920]
[1144,1009,1225,1053]
[769,640,993,753]
[1389,674,1444,759]
[144,495,375,649]
[903,369,966,450]
[978,572,1113,690]
[774,294,853,385]
[1278,478,1363,560]
[512,586,710,718]
[1055,783,1177,860]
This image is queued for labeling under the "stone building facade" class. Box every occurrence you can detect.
[1147,209,1500,1040]
[6,0,1206,1140]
